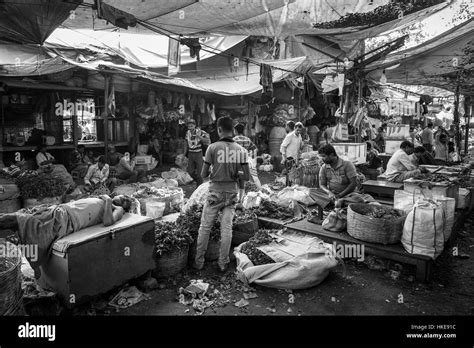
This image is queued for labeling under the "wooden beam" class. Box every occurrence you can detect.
[103,73,109,162]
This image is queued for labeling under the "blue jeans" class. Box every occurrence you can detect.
[195,191,238,269]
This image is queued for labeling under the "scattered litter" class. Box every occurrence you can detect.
[390,270,401,280]
[287,308,293,313]
[235,298,249,308]
[365,255,387,271]
[385,299,390,303]
[184,279,209,296]
[331,297,336,302]
[108,286,151,310]
[184,309,190,313]
[266,307,276,313]
[243,292,258,300]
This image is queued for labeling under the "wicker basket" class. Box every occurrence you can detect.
[232,215,258,246]
[347,203,406,245]
[153,245,189,278]
[0,241,24,315]
[188,239,221,264]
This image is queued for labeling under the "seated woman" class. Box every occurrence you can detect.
[366,142,382,169]
[413,146,436,165]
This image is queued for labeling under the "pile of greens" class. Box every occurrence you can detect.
[253,199,294,220]
[233,210,256,225]
[154,221,193,256]
[240,230,277,266]
[176,203,221,242]
[15,173,66,199]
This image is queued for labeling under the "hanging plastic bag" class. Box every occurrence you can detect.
[322,208,347,232]
[402,201,445,259]
[331,123,348,142]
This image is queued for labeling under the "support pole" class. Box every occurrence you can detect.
[103,73,109,162]
[465,96,471,155]
[453,81,461,155]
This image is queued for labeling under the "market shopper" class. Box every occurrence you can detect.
[184,119,210,186]
[280,121,304,166]
[434,132,449,165]
[421,123,434,153]
[285,121,295,134]
[233,123,261,189]
[194,116,250,273]
[384,141,429,183]
[374,127,385,153]
[318,144,358,201]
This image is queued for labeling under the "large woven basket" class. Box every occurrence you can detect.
[347,203,406,245]
[232,214,259,246]
[0,241,24,315]
[153,245,189,278]
[188,239,221,264]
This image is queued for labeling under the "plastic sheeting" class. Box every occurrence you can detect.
[365,19,474,95]
[0,0,83,44]
[45,28,247,69]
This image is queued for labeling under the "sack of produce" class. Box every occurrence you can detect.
[182,182,210,213]
[242,192,270,209]
[274,185,315,207]
[234,230,338,290]
[322,208,347,232]
[394,189,426,213]
[402,200,446,259]
[232,212,258,245]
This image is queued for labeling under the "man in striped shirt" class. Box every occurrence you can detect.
[233,124,261,191]
[185,119,209,186]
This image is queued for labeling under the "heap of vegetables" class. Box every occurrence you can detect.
[15,172,66,199]
[176,204,221,242]
[154,221,193,256]
[240,230,277,266]
[253,199,294,220]
[360,206,403,220]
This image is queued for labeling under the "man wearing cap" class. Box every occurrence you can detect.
[233,123,261,191]
[184,119,210,186]
[280,121,304,165]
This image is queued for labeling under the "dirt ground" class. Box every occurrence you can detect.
[63,171,474,317]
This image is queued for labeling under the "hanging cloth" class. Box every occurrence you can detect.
[189,94,197,112]
[180,38,202,61]
[259,63,273,95]
[172,92,180,108]
[166,91,173,104]
[198,96,206,114]
[207,103,216,122]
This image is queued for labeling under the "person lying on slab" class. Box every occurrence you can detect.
[0,195,125,278]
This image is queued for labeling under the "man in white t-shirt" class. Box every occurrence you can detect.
[280,122,304,165]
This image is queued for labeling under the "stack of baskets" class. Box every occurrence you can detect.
[347,203,407,245]
[0,241,24,315]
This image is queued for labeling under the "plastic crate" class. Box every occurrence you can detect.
[134,155,153,165]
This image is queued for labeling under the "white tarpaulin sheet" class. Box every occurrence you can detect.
[45,28,247,68]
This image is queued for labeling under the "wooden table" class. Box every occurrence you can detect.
[285,219,433,282]
[362,180,403,198]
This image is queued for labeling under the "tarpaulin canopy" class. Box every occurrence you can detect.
[0,44,72,76]
[365,19,474,95]
[45,28,247,69]
[63,0,449,57]
[0,0,83,44]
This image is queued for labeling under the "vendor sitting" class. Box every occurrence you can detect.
[36,144,75,190]
[384,141,428,183]
[69,144,91,178]
[413,146,436,165]
[318,144,358,201]
[84,156,114,193]
[107,145,146,183]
